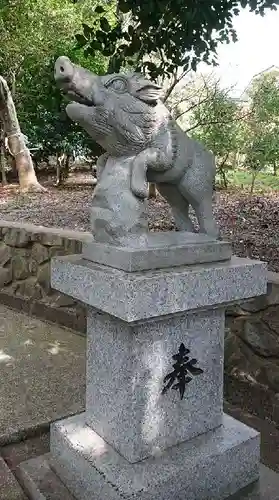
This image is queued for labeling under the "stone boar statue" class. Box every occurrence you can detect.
[54,56,218,238]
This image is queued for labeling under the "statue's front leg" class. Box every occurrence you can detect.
[131,148,171,199]
[130,151,149,199]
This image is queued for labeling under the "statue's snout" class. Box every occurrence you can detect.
[54,56,74,85]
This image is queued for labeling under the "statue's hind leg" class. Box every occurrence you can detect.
[178,152,219,238]
[156,184,194,232]
[191,197,219,238]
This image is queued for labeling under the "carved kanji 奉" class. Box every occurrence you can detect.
[162,343,204,400]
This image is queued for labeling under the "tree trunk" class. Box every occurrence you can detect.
[148,182,157,198]
[64,153,71,181]
[0,75,45,193]
[55,152,64,186]
[273,162,277,176]
[32,155,38,171]
[218,153,229,189]
[0,124,7,186]
[10,71,16,97]
[250,171,257,196]
[220,168,228,189]
[55,152,71,186]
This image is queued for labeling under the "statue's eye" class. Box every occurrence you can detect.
[106,78,127,92]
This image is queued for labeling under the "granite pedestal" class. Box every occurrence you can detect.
[19,233,275,500]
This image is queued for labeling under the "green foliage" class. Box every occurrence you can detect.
[2,0,279,186]
[190,82,244,187]
[77,0,279,79]
[16,50,105,157]
[243,72,279,192]
[0,0,76,81]
[0,0,107,159]
[189,72,279,192]
[227,169,279,191]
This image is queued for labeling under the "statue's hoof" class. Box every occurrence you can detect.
[131,184,148,199]
[135,191,148,199]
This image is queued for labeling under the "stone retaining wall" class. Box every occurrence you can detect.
[0,220,278,419]
[225,271,279,422]
[0,221,90,333]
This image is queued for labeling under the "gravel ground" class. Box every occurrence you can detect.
[1,174,279,271]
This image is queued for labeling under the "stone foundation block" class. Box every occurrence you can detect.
[42,412,260,500]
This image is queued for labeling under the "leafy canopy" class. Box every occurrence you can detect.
[75,0,279,79]
[0,0,107,156]
[244,72,279,172]
[191,85,242,159]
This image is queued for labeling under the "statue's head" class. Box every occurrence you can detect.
[54,56,169,156]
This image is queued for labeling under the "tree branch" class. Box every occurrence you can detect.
[186,111,251,133]
[175,93,214,120]
[168,73,235,121]
[163,68,191,103]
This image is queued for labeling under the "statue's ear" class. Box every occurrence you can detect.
[135,83,162,104]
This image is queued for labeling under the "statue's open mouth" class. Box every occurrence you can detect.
[63,87,94,107]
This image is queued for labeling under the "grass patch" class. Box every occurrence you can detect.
[223,170,279,192]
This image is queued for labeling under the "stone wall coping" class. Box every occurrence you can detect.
[267,270,279,285]
[0,220,279,283]
[0,219,91,242]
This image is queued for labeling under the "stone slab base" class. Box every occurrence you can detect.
[19,412,262,500]
[17,456,279,500]
[82,232,232,272]
[51,256,267,322]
